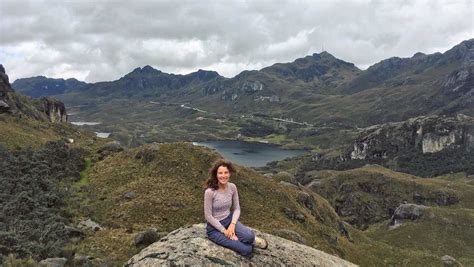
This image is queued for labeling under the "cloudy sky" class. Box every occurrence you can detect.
[0,0,472,83]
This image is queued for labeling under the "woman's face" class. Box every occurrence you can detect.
[217,166,230,186]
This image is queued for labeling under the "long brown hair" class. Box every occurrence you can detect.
[204,159,236,190]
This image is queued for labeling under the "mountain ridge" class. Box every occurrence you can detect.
[9,38,474,151]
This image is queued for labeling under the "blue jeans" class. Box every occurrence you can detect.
[206,213,255,256]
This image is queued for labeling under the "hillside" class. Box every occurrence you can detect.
[2,39,474,266]
[12,76,88,98]
[11,39,474,151]
[61,142,472,266]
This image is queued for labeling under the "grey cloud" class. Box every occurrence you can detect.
[0,0,472,82]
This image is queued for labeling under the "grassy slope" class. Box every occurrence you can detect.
[0,112,107,151]
[307,165,474,266]
[3,109,472,265]
[75,143,352,263]
[71,143,474,266]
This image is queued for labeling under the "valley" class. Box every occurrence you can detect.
[1,38,473,266]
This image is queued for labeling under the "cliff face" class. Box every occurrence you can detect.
[0,64,14,94]
[349,114,474,160]
[0,64,14,113]
[126,223,356,267]
[0,65,68,122]
[40,97,68,123]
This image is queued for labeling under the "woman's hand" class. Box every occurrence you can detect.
[224,223,237,240]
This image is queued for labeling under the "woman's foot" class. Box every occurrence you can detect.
[254,236,268,249]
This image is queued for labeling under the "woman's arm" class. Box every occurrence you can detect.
[204,189,226,233]
[230,183,241,224]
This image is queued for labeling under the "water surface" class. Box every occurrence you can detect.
[70,121,101,126]
[193,140,306,167]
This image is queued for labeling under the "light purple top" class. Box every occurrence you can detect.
[204,182,241,233]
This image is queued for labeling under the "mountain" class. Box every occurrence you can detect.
[262,114,474,181]
[12,76,88,97]
[0,65,474,266]
[8,39,474,158]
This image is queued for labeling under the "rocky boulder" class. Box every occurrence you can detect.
[78,219,104,232]
[389,203,427,229]
[38,257,67,267]
[134,229,166,247]
[98,141,124,159]
[126,223,356,266]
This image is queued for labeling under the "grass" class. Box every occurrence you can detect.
[304,165,474,266]
[67,143,474,266]
[0,114,60,149]
[365,207,474,266]
[76,157,92,187]
[72,143,350,264]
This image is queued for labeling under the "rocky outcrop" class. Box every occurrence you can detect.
[0,64,14,95]
[349,115,474,160]
[98,141,124,159]
[40,97,68,122]
[240,81,263,93]
[126,223,357,266]
[38,258,67,267]
[389,203,427,229]
[0,64,14,113]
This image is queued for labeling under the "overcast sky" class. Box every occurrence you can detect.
[0,0,472,83]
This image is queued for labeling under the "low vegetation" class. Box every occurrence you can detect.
[0,141,85,263]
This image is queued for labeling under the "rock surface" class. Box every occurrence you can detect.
[389,203,427,229]
[126,223,356,266]
[40,97,68,122]
[441,255,459,266]
[0,64,13,95]
[0,64,13,113]
[349,115,474,160]
[78,219,104,232]
[38,257,67,267]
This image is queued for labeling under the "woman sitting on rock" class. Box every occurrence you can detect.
[204,159,268,256]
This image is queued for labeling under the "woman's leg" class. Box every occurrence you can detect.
[234,221,255,245]
[207,228,253,256]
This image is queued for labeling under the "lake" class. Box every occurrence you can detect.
[70,121,102,126]
[193,140,306,167]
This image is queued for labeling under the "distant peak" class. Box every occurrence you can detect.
[196,69,219,75]
[413,52,426,58]
[130,65,162,76]
[311,51,335,58]
[142,65,161,73]
[189,69,220,80]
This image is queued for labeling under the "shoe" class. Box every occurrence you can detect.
[254,236,268,249]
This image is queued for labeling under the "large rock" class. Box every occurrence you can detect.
[348,115,474,160]
[389,203,427,229]
[0,64,13,113]
[0,64,13,95]
[126,223,356,266]
[134,229,166,247]
[38,258,67,267]
[78,219,104,232]
[40,97,68,122]
[98,141,124,159]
